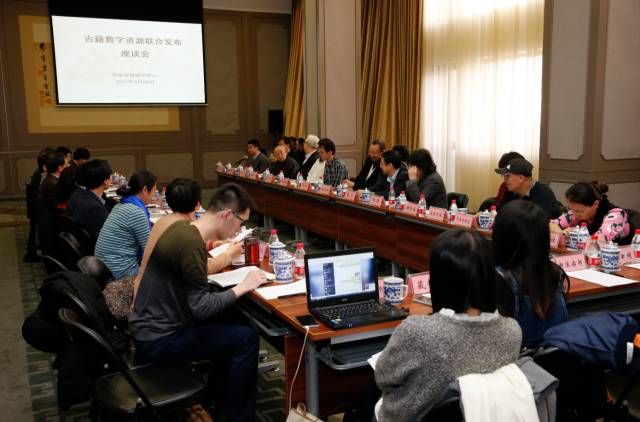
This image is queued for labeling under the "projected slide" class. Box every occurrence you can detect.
[51,16,205,104]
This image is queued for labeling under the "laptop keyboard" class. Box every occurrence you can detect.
[319,301,395,319]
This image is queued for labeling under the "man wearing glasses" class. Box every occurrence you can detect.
[130,183,267,422]
[494,157,560,220]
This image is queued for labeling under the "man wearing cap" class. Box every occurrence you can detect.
[495,157,560,219]
[298,135,320,180]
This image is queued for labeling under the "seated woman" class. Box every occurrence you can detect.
[374,229,521,422]
[493,200,569,349]
[549,181,633,245]
[405,148,447,208]
[95,170,156,279]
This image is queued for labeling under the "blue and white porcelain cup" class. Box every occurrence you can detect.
[600,241,620,273]
[383,276,408,305]
[360,189,371,203]
[568,228,580,250]
[478,211,492,230]
[269,241,286,266]
[273,255,294,283]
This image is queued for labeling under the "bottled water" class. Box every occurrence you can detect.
[388,186,396,208]
[119,174,126,188]
[277,170,285,181]
[449,199,458,222]
[489,205,497,229]
[268,230,280,265]
[418,194,427,217]
[586,234,601,267]
[632,229,640,262]
[577,222,590,250]
[297,173,304,184]
[396,191,407,210]
[294,243,306,276]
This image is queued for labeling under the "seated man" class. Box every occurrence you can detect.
[347,139,385,190]
[494,151,523,208]
[298,135,320,179]
[68,159,112,245]
[495,157,560,220]
[37,150,67,255]
[245,139,270,173]
[269,145,299,179]
[307,137,349,187]
[129,183,267,422]
[368,150,409,199]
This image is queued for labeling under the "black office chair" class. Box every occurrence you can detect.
[54,232,85,271]
[40,254,69,275]
[447,192,469,209]
[477,196,496,213]
[58,308,207,421]
[77,256,115,290]
[69,222,95,255]
[419,397,463,422]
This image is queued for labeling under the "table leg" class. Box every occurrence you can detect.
[335,241,344,251]
[305,344,320,415]
[392,262,402,277]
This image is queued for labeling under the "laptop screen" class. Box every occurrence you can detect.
[305,248,377,304]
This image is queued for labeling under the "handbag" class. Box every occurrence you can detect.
[286,403,322,422]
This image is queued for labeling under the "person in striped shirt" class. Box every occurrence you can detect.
[95,170,157,279]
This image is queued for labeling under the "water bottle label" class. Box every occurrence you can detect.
[586,255,601,266]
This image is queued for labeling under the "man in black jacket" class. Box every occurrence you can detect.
[68,159,112,245]
[269,145,299,179]
[298,134,320,179]
[38,150,67,255]
[347,139,385,190]
[368,150,409,199]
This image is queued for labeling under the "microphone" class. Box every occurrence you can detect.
[233,155,248,166]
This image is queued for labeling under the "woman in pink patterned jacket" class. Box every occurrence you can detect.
[549,181,633,245]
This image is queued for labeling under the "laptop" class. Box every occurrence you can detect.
[304,247,408,330]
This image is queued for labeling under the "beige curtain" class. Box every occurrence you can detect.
[361,0,422,155]
[420,0,544,210]
[283,0,305,138]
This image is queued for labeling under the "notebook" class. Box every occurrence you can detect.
[304,248,407,330]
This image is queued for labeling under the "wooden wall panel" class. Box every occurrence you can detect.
[0,1,289,198]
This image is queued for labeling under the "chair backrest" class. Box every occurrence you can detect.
[77,256,114,289]
[40,254,69,275]
[70,222,95,255]
[58,308,156,413]
[477,196,496,213]
[447,192,469,209]
[419,397,463,422]
[54,232,84,271]
[626,208,640,235]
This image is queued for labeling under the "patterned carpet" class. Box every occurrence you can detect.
[15,225,288,422]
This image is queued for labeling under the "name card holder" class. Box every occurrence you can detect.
[318,185,333,195]
[279,178,290,187]
[262,174,274,183]
[451,213,474,228]
[378,279,384,299]
[343,190,357,201]
[400,202,419,216]
[369,195,384,207]
[620,246,634,265]
[550,232,561,248]
[551,253,587,272]
[297,181,310,191]
[408,272,430,295]
[427,207,447,222]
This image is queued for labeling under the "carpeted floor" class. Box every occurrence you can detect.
[11,222,289,421]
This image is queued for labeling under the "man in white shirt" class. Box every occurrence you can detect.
[298,135,320,179]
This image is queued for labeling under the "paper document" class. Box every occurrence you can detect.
[208,266,273,288]
[567,269,638,288]
[368,351,383,370]
[209,243,231,258]
[233,226,254,242]
[626,263,640,270]
[255,279,306,300]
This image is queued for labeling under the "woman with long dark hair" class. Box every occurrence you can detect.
[550,181,633,245]
[96,170,157,279]
[405,148,447,208]
[493,199,569,348]
[374,229,521,421]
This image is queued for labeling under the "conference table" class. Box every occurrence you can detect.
[215,170,640,417]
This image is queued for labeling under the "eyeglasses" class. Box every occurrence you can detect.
[232,211,249,224]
